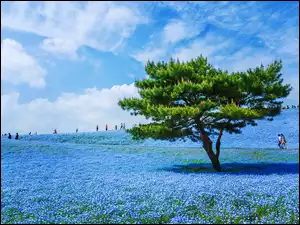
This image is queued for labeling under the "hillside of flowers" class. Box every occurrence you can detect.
[1,109,299,224]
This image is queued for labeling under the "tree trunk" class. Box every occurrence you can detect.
[207,151,222,172]
[215,129,223,159]
[200,133,222,172]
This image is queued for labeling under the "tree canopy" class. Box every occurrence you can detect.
[118,56,292,171]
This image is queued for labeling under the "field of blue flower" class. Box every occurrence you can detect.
[1,109,299,224]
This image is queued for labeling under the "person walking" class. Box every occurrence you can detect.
[281,134,288,150]
[277,134,283,149]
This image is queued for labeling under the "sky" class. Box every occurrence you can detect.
[1,1,299,134]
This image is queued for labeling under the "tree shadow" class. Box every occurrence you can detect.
[162,163,299,175]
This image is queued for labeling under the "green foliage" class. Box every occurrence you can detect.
[119,56,292,141]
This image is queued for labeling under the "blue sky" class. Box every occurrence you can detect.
[1,1,299,134]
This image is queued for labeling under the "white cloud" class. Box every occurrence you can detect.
[216,47,276,73]
[173,33,230,62]
[163,1,299,54]
[40,38,79,59]
[133,47,166,65]
[1,39,46,88]
[1,2,148,58]
[1,83,149,134]
[163,20,200,44]
[133,19,202,64]
[277,27,299,61]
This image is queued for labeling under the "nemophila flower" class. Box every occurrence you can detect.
[1,112,299,224]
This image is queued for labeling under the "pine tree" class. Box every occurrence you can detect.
[118,56,292,172]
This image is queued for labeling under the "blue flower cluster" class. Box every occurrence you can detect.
[1,109,299,224]
[2,135,299,224]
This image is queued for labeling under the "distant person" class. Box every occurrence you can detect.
[53,129,57,134]
[15,133,19,140]
[281,134,287,150]
[121,123,125,130]
[278,134,283,149]
[115,125,117,130]
[29,132,31,135]
[8,133,12,139]
[96,125,99,132]
[106,124,108,131]
[76,128,78,133]
[5,133,7,136]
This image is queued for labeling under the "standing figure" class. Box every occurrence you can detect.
[96,125,99,132]
[76,128,78,133]
[106,124,108,131]
[8,133,12,139]
[15,133,19,140]
[277,134,282,149]
[115,125,117,130]
[29,132,31,135]
[53,129,57,134]
[123,123,126,130]
[281,134,288,150]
